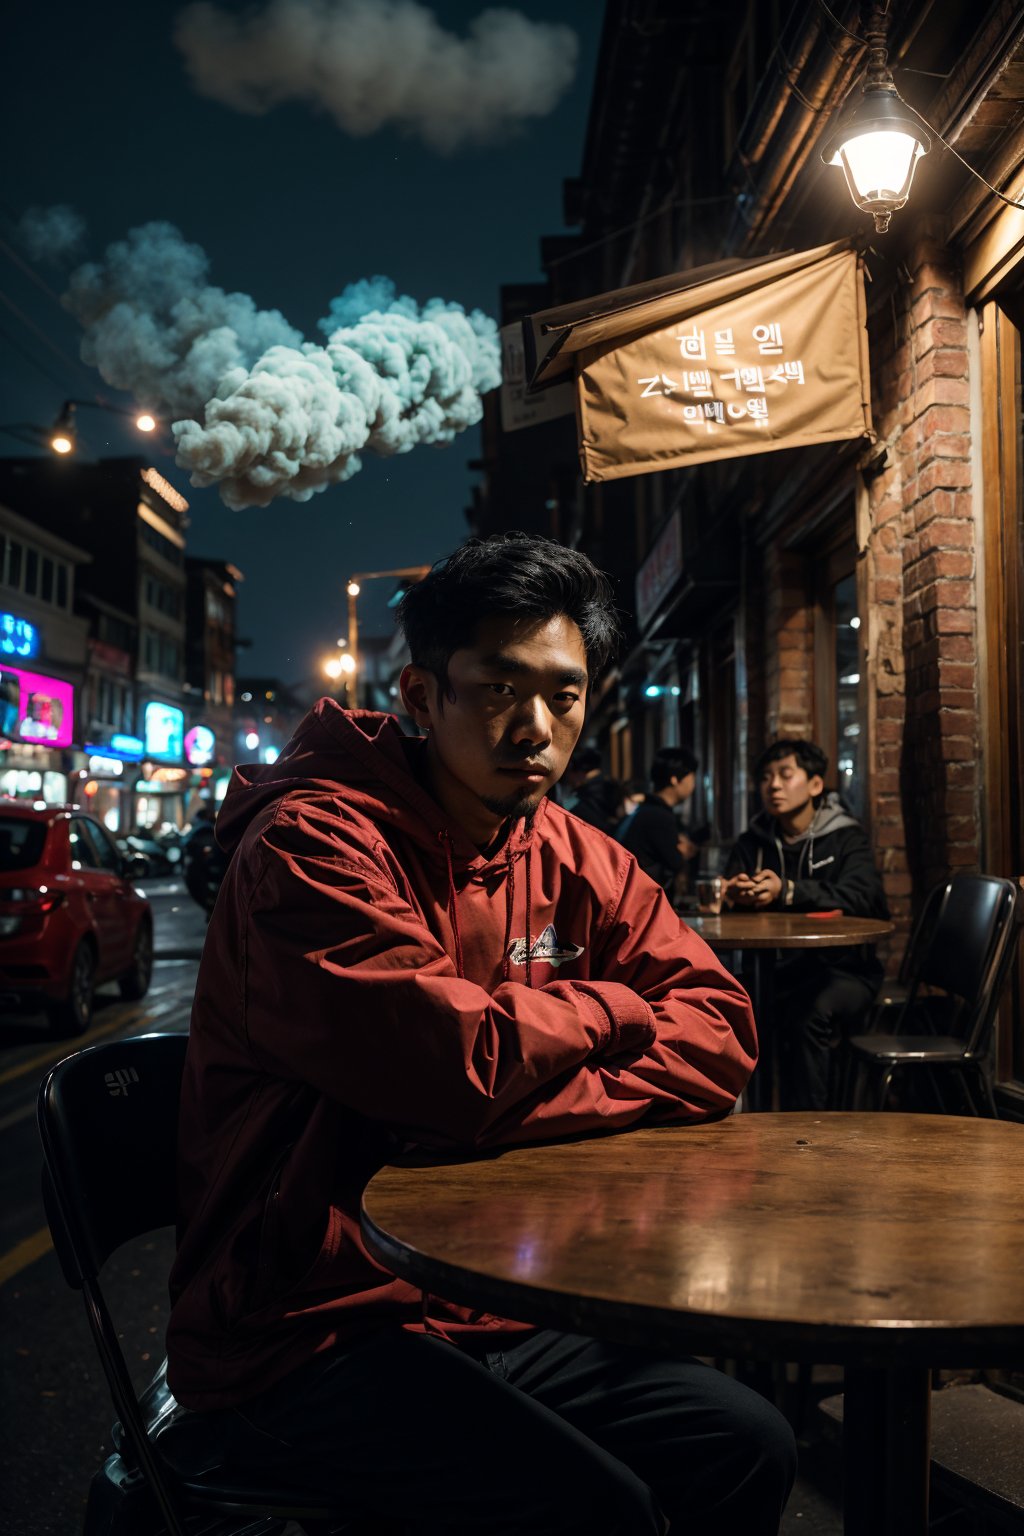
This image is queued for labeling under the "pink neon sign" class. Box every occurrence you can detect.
[0,665,75,749]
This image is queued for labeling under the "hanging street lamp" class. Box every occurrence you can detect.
[821,5,930,233]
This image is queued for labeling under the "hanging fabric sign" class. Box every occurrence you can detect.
[523,242,872,483]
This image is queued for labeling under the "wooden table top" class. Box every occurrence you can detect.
[687,912,895,949]
[362,1114,1024,1367]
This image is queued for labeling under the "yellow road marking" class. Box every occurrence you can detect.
[0,994,188,1091]
[0,1225,52,1286]
[0,1011,136,1089]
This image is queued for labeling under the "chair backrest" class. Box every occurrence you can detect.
[897,878,949,985]
[38,1031,187,1287]
[37,1032,191,1535]
[903,874,1023,1050]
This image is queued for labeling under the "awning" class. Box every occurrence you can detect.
[522,241,873,483]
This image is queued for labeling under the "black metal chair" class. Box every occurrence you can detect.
[37,1031,355,1536]
[867,876,948,1025]
[844,874,1024,1114]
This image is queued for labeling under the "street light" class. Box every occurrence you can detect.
[343,565,431,709]
[821,5,929,233]
[322,651,355,683]
[47,399,161,455]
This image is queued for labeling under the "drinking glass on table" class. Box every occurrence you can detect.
[697,875,723,914]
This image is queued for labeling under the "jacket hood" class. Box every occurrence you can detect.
[216,698,541,875]
[747,791,860,846]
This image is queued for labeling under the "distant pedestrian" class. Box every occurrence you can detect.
[182,800,227,918]
[563,744,623,834]
[617,747,699,894]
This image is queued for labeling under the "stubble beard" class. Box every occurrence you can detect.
[480,787,543,821]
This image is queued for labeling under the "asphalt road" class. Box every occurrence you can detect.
[0,880,206,1536]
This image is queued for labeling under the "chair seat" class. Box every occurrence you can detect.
[847,1033,976,1063]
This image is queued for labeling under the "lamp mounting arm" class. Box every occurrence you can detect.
[862,3,892,86]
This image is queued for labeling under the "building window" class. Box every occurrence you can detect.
[24,547,38,597]
[7,540,21,589]
[56,563,69,609]
[833,573,865,822]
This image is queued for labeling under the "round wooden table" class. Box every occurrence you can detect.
[688,912,895,950]
[688,912,895,1108]
[362,1114,1024,1536]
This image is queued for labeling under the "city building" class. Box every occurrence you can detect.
[184,556,243,807]
[0,455,192,829]
[472,0,1024,1102]
[0,499,90,805]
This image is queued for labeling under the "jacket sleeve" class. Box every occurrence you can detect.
[240,804,753,1150]
[789,826,887,916]
[239,804,659,1151]
[480,859,757,1146]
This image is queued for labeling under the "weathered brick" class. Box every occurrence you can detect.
[914,374,970,410]
[918,432,972,466]
[916,459,973,496]
[911,289,968,324]
[917,403,970,437]
[916,518,973,551]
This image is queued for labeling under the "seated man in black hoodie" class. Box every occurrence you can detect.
[725,738,888,1110]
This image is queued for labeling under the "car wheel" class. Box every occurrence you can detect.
[50,940,97,1037]
[119,920,154,1001]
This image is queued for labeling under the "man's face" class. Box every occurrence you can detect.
[670,771,696,805]
[401,613,588,844]
[759,753,822,819]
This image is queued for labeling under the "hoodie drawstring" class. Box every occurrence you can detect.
[523,844,533,989]
[500,842,534,987]
[502,847,515,982]
[445,829,533,989]
[439,832,466,980]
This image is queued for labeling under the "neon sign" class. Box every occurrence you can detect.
[0,613,39,660]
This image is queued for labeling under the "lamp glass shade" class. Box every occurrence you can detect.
[835,129,923,210]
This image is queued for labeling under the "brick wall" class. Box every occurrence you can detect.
[762,543,814,740]
[864,224,982,953]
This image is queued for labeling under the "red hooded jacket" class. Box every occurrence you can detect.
[168,703,756,1410]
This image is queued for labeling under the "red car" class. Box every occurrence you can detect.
[0,802,152,1035]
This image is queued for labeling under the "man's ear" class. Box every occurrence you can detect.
[808,773,825,801]
[400,664,436,729]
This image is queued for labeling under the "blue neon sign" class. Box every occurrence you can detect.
[0,613,39,660]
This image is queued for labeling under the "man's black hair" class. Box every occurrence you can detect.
[754,738,828,783]
[650,746,698,791]
[396,532,621,696]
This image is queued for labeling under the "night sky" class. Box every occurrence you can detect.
[0,0,601,683]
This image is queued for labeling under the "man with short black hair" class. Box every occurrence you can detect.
[617,746,699,894]
[725,737,888,1109]
[168,533,795,1536]
[563,743,623,833]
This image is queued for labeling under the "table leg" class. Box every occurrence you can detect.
[842,1365,930,1536]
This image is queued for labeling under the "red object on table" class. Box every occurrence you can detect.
[808,909,844,919]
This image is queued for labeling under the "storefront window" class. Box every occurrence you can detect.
[833,573,865,820]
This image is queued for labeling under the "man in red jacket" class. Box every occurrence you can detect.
[167,533,795,1534]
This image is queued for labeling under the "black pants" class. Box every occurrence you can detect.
[772,960,876,1110]
[187,1327,796,1535]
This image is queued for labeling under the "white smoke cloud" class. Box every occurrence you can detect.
[62,222,304,419]
[59,221,501,508]
[173,0,578,152]
[16,204,87,263]
[174,277,501,508]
